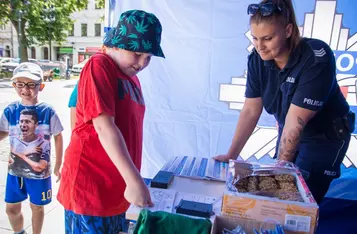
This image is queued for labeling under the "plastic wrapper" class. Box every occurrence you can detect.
[253,224,285,234]
[222,225,247,234]
[222,224,285,234]
[226,160,304,202]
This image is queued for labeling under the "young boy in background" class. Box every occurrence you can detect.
[0,62,64,234]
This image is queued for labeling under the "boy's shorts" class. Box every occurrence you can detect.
[5,174,52,206]
[65,210,128,234]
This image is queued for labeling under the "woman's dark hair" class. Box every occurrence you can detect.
[250,0,301,50]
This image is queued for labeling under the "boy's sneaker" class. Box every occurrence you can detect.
[14,230,27,234]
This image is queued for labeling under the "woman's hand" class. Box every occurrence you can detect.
[213,154,235,162]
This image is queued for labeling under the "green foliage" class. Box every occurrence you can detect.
[96,0,104,9]
[0,0,89,61]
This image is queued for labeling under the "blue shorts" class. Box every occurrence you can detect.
[65,210,128,234]
[5,174,52,206]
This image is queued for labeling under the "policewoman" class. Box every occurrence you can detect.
[215,0,355,203]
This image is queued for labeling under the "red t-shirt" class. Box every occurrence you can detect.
[57,53,145,216]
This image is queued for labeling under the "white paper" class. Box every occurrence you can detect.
[126,188,176,220]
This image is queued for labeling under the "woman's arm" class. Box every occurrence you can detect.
[215,97,263,162]
[277,104,316,162]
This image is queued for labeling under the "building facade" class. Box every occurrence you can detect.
[1,0,104,66]
[57,0,105,65]
[0,23,14,58]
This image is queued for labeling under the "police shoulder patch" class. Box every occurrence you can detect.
[313,48,327,57]
[306,38,331,63]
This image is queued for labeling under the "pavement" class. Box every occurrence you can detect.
[0,78,77,234]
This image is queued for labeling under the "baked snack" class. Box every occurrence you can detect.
[277,191,303,202]
[258,176,275,182]
[258,177,278,191]
[233,174,302,202]
[279,182,298,192]
[247,176,259,192]
[235,177,249,193]
[275,174,295,182]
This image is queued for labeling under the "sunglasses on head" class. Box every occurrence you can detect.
[13,81,40,89]
[247,2,282,16]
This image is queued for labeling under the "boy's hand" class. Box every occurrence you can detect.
[0,131,9,142]
[54,164,61,182]
[124,180,154,208]
[11,150,25,160]
[34,146,43,154]
[8,157,14,165]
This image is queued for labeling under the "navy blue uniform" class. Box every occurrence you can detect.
[245,38,351,203]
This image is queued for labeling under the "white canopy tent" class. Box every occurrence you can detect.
[104,0,357,202]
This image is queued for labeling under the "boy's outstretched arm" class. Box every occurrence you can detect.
[54,133,63,182]
[0,131,8,141]
[93,113,153,208]
[12,151,48,172]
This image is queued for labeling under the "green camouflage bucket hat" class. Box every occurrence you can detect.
[103,10,165,58]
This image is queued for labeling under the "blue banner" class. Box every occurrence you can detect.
[334,51,357,75]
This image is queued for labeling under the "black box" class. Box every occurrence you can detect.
[176,199,213,218]
[150,170,174,189]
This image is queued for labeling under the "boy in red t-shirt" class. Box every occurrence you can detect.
[57,10,165,233]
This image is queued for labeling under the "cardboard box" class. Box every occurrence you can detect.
[211,216,281,234]
[222,169,319,234]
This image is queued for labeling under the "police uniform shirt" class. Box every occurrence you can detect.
[245,38,349,136]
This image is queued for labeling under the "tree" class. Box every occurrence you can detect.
[97,0,104,9]
[0,0,88,62]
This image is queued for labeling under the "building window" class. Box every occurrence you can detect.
[31,47,36,59]
[0,25,5,31]
[5,45,11,57]
[68,24,74,36]
[95,0,103,9]
[44,47,49,60]
[81,24,87,37]
[95,24,101,37]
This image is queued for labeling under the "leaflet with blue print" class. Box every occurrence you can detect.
[161,156,228,182]
[0,101,63,179]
